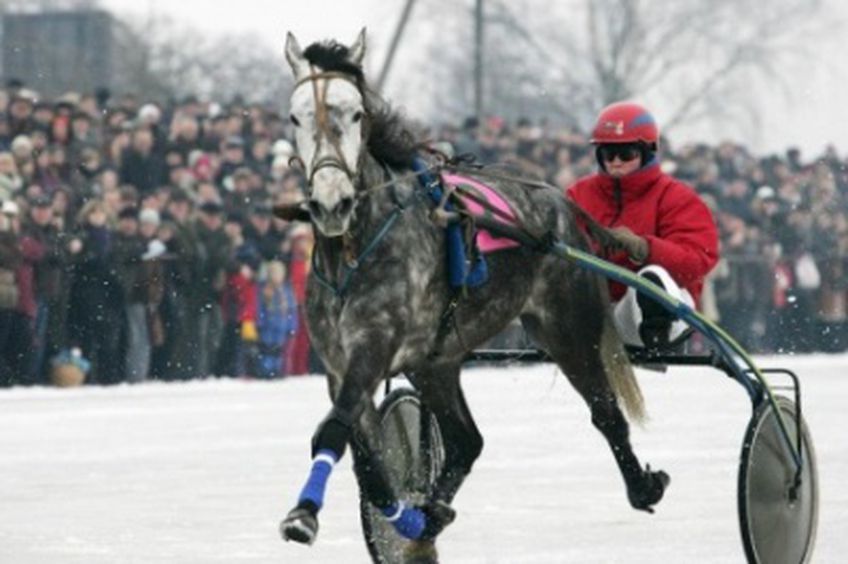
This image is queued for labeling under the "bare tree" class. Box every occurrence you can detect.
[112,12,291,107]
[0,0,99,11]
[419,0,836,136]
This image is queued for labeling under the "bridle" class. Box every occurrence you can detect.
[292,68,440,207]
[293,67,365,188]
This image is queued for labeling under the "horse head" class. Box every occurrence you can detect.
[285,29,368,238]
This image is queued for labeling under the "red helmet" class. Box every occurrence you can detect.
[590,102,658,146]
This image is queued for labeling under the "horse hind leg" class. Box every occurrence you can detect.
[348,401,447,564]
[523,310,670,512]
[410,362,483,539]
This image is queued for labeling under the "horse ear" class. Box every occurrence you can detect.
[285,32,309,80]
[348,27,366,66]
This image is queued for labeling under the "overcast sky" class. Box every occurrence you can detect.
[100,0,848,159]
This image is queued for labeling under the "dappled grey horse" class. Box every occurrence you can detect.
[278,29,669,559]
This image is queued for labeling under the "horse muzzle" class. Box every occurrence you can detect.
[308,194,355,237]
[306,162,358,237]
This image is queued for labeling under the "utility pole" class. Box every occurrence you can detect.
[474,0,484,119]
[376,0,417,92]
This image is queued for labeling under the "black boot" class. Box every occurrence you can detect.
[637,272,675,351]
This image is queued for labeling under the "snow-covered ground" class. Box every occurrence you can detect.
[1,355,845,563]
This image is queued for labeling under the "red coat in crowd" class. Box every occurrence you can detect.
[221,269,258,325]
[567,162,719,302]
[286,235,311,375]
[15,235,45,319]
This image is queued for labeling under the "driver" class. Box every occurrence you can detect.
[566,102,719,350]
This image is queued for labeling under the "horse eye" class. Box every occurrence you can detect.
[290,114,300,127]
[352,111,363,123]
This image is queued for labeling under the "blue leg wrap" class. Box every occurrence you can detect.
[297,449,338,510]
[381,501,427,540]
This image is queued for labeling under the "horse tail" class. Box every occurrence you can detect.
[600,316,646,424]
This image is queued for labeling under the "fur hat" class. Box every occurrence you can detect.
[138,103,162,123]
[139,208,161,226]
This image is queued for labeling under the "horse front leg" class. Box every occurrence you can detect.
[280,349,434,546]
[279,348,379,545]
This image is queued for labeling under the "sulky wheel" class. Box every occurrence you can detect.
[738,395,818,564]
[360,387,445,564]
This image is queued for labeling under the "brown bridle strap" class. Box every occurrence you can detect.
[294,71,360,90]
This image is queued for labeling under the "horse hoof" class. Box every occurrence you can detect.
[420,500,456,540]
[403,540,439,564]
[627,465,670,513]
[280,506,319,545]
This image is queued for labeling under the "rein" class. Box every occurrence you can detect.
[275,156,616,256]
[441,163,620,250]
[273,165,439,221]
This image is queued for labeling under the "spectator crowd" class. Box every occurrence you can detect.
[0,85,846,387]
[0,85,312,387]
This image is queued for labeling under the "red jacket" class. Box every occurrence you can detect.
[567,162,719,302]
[221,271,258,324]
[16,235,45,318]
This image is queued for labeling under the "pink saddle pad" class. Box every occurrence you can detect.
[440,173,522,253]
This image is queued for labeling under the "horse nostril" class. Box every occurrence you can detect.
[307,200,324,219]
[337,197,354,217]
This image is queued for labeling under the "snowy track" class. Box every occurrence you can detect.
[1,355,846,563]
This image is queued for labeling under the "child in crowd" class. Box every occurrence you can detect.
[256,260,298,378]
[216,242,260,378]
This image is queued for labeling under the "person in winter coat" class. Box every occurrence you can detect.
[0,201,23,386]
[14,202,46,385]
[256,260,298,379]
[119,127,167,196]
[191,200,231,377]
[22,195,66,383]
[111,207,154,383]
[66,199,125,384]
[285,225,312,375]
[567,102,719,350]
[215,218,260,378]
[0,151,24,202]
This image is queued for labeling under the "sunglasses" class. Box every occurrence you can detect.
[599,144,642,162]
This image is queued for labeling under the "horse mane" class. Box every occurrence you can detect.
[303,40,421,169]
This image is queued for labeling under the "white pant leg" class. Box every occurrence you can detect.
[613,265,694,347]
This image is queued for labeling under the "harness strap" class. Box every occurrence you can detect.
[310,165,425,299]
[428,291,467,360]
[311,208,403,298]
